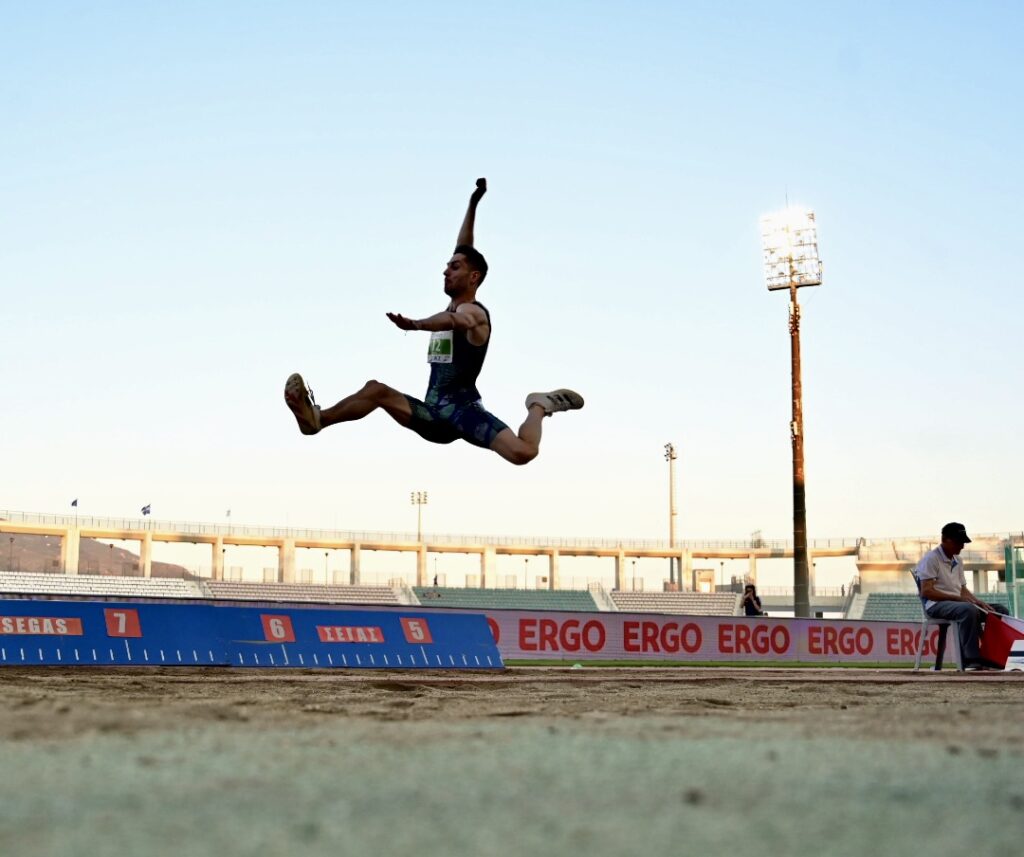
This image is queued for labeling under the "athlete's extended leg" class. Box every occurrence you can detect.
[490,405,546,465]
[489,388,585,465]
[320,380,412,429]
[285,374,412,435]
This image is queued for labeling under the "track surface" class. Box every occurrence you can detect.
[1,667,1022,856]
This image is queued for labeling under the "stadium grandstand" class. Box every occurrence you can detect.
[0,570,201,600]
[413,586,601,611]
[855,591,1011,622]
[1,511,1019,618]
[0,568,748,615]
[610,590,741,616]
[205,581,406,605]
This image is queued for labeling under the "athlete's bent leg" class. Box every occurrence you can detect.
[489,405,545,465]
[319,380,413,429]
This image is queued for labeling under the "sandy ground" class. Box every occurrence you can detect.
[0,667,1022,856]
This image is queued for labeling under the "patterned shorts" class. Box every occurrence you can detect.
[404,395,510,449]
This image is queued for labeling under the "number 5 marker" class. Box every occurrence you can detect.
[400,617,433,644]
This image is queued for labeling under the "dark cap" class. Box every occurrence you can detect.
[941,522,972,544]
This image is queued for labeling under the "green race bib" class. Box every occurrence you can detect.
[427,330,453,364]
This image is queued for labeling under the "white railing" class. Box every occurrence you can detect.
[0,510,863,551]
[754,586,846,598]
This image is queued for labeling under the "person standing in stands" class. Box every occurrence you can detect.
[742,584,765,616]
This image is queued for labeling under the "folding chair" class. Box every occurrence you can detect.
[911,570,964,672]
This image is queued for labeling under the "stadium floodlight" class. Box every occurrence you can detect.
[760,206,822,291]
[760,204,824,619]
[411,491,428,542]
[664,443,679,586]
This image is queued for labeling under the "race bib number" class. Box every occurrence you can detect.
[427,330,453,364]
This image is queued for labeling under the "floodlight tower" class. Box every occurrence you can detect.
[760,206,822,618]
[410,491,428,542]
[664,443,678,585]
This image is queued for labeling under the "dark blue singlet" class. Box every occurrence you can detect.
[404,301,510,449]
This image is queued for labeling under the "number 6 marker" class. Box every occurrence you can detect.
[260,614,296,643]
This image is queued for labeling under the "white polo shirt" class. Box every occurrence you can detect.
[915,545,966,609]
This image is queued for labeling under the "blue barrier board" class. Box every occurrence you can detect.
[220,605,502,669]
[0,599,502,670]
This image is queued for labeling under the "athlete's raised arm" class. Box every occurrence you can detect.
[456,178,487,247]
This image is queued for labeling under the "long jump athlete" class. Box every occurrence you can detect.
[284,178,583,464]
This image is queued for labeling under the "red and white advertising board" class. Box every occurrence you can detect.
[426,609,951,664]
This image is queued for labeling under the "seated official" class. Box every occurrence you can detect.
[916,522,1009,671]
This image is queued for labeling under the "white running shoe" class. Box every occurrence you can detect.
[525,388,585,416]
[284,373,321,435]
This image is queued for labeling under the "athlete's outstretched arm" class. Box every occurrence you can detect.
[456,178,487,247]
[386,303,488,333]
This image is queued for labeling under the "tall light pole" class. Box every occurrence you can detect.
[760,205,823,618]
[410,491,428,542]
[664,443,678,586]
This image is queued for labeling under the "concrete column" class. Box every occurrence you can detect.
[684,550,694,591]
[416,545,427,587]
[140,532,153,578]
[61,527,81,575]
[279,538,296,583]
[807,550,815,594]
[481,548,496,588]
[615,551,627,591]
[350,544,362,585]
[548,550,560,591]
[972,569,985,593]
[748,553,758,584]
[212,537,224,581]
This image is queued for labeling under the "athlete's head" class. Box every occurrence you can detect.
[445,244,488,297]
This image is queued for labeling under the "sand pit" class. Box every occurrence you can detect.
[0,667,1021,856]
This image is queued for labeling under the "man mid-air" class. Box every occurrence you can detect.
[284,178,583,464]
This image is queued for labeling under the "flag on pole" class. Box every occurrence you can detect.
[71,499,78,507]
[141,505,151,516]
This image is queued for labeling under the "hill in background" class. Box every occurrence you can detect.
[2,532,195,579]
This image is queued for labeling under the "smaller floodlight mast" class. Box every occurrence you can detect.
[760,206,823,619]
[411,491,428,542]
[664,443,678,585]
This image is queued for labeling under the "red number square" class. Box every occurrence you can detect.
[400,617,433,644]
[104,609,142,638]
[261,614,296,642]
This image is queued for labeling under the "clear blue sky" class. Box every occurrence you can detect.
[2,2,1022,583]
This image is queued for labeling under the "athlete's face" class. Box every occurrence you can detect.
[443,253,479,298]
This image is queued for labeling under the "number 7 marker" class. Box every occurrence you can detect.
[104,609,142,638]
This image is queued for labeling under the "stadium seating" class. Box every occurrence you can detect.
[609,591,741,616]
[412,587,600,611]
[204,581,401,605]
[860,592,1010,622]
[0,570,202,599]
